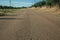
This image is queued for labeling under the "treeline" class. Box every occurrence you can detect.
[0,5,27,9]
[0,5,17,9]
[31,0,60,8]
[32,1,46,8]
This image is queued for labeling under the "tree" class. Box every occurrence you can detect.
[46,0,60,8]
[32,0,46,8]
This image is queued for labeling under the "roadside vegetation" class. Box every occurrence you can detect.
[32,0,60,8]
[0,0,60,16]
[0,5,27,16]
[31,0,60,16]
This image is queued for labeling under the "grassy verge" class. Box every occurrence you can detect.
[33,7,60,16]
[0,9,17,16]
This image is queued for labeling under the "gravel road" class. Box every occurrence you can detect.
[0,9,60,40]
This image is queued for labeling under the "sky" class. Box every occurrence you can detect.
[0,0,42,7]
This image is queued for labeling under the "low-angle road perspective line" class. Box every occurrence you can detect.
[0,8,60,40]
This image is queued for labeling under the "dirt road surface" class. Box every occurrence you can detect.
[0,8,60,40]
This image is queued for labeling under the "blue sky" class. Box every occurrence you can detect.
[0,0,42,7]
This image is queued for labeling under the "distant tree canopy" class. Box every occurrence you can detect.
[0,5,16,9]
[46,0,60,8]
[0,5,27,9]
[32,1,46,8]
[32,0,60,8]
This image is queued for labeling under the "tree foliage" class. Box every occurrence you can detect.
[32,1,46,8]
[0,5,16,9]
[32,0,60,8]
[0,5,27,9]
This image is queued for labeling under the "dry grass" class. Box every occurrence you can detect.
[0,9,18,16]
[31,7,60,16]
